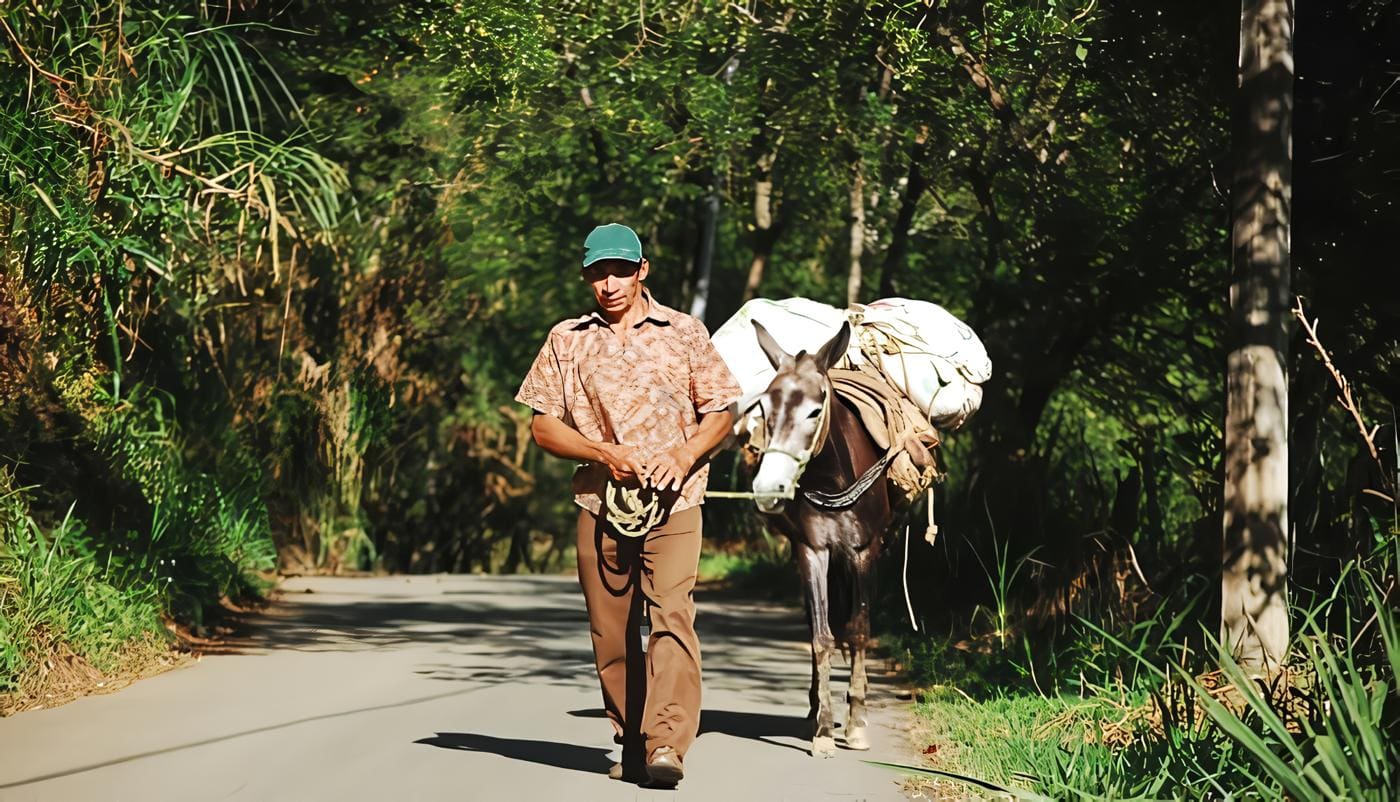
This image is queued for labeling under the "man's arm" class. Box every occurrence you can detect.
[643,408,734,491]
[530,413,645,481]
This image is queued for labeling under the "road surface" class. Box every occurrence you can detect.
[0,575,915,801]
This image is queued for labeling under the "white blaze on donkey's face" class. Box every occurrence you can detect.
[749,321,850,514]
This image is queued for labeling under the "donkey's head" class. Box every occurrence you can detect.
[749,320,851,514]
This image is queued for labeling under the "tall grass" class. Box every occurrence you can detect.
[86,382,276,617]
[890,542,1400,799]
[0,471,163,699]
[1104,548,1399,800]
[0,379,276,704]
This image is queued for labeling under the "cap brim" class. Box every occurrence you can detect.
[582,249,644,268]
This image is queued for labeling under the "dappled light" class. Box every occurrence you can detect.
[2,0,1396,798]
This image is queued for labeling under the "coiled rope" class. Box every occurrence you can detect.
[604,481,666,538]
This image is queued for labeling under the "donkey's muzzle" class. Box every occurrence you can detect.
[755,495,786,514]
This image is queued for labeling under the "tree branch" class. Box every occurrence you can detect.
[1293,295,1393,491]
[929,20,1014,124]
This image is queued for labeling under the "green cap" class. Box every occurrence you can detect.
[582,223,643,267]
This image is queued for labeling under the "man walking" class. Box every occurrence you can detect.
[514,223,739,786]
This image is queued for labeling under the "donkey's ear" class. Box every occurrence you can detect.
[816,321,851,370]
[752,320,790,370]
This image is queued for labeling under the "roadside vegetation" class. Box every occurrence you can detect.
[886,535,1398,798]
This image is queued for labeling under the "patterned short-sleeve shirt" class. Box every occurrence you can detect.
[515,290,742,514]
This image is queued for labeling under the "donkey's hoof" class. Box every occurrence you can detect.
[844,729,870,751]
[811,736,837,757]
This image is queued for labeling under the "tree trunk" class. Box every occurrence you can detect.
[880,133,929,298]
[742,149,779,302]
[690,57,740,323]
[1222,0,1293,670]
[689,191,720,323]
[743,245,769,304]
[846,162,865,306]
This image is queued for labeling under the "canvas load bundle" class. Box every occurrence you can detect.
[712,296,993,438]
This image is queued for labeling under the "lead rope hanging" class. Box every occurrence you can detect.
[903,517,918,632]
[901,488,940,632]
[925,485,938,546]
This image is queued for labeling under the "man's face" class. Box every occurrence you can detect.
[582,258,649,317]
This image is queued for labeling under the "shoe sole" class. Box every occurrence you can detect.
[646,763,684,786]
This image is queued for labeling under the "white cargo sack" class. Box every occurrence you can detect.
[711,296,992,433]
[852,297,992,430]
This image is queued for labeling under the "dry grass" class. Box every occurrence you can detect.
[0,631,186,717]
[0,592,267,717]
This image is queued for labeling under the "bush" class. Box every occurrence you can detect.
[0,472,163,699]
[0,380,276,705]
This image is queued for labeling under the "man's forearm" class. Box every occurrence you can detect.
[531,413,610,464]
[679,409,734,467]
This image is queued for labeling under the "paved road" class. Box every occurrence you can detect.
[0,575,915,801]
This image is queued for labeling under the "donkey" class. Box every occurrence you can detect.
[746,320,899,757]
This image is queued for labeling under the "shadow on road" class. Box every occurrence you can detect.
[203,577,836,704]
[568,707,811,754]
[414,732,613,775]
[186,575,905,733]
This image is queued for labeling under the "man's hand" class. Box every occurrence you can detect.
[642,448,696,492]
[601,443,648,482]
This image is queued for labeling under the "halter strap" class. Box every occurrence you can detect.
[757,376,833,495]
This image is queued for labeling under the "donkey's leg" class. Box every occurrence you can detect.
[844,549,875,751]
[797,543,836,757]
[845,648,870,751]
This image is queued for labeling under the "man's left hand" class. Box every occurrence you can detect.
[642,449,695,492]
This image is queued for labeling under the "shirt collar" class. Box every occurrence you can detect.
[577,289,674,329]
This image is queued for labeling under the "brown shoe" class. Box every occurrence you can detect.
[645,746,684,786]
[609,759,649,783]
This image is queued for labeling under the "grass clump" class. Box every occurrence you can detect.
[890,545,1400,800]
[0,473,166,707]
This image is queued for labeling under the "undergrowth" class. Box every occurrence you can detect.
[697,519,795,596]
[889,537,1399,800]
[0,382,276,710]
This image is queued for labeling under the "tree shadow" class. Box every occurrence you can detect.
[414,732,613,775]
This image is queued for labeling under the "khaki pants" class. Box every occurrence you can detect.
[576,505,703,761]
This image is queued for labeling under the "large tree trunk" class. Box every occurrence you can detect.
[846,161,865,306]
[1222,0,1293,670]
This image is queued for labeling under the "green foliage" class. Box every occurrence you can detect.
[0,469,163,696]
[86,383,276,618]
[697,545,793,594]
[1,1,313,696]
[895,550,1400,799]
[896,692,1131,800]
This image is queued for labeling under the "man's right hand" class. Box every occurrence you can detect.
[529,415,647,482]
[600,443,647,482]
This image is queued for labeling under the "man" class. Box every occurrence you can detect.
[514,223,740,787]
